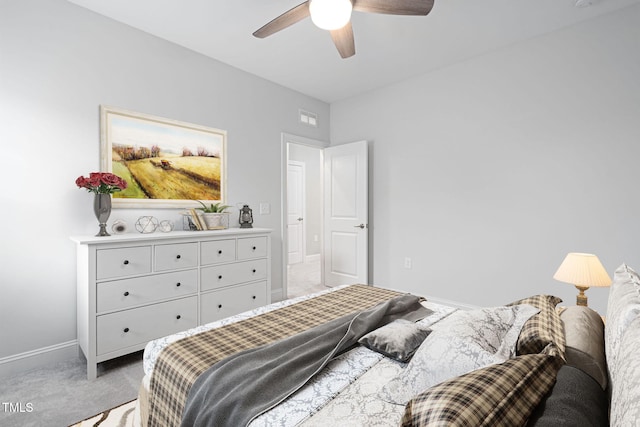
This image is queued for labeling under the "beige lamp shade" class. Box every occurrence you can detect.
[553,252,611,306]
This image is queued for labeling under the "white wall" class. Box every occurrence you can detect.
[288,143,322,257]
[331,5,640,315]
[0,0,329,364]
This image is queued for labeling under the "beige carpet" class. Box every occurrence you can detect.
[0,351,143,427]
[69,399,136,427]
[287,259,327,298]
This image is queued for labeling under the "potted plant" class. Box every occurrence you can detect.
[196,201,231,229]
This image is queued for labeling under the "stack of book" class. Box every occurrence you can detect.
[183,209,206,230]
[182,210,229,231]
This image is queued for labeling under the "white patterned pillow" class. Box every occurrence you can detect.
[605,264,640,384]
[379,304,540,405]
[610,315,640,426]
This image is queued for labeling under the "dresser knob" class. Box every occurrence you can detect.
[218,275,223,280]
[252,246,257,251]
[123,328,130,333]
[218,304,222,309]
[252,295,256,300]
[176,282,181,287]
[252,269,256,273]
[218,250,222,255]
[123,260,129,265]
[176,254,181,259]
[124,291,129,297]
[176,315,181,320]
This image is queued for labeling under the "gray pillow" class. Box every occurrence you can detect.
[560,306,607,390]
[358,319,431,362]
[527,365,608,427]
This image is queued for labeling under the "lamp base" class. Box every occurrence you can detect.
[575,285,589,307]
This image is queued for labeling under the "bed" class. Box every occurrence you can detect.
[133,264,640,426]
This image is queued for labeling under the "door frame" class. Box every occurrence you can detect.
[280,133,328,301]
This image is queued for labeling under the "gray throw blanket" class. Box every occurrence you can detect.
[181,294,430,427]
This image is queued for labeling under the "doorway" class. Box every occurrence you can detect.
[281,134,369,301]
[286,143,324,299]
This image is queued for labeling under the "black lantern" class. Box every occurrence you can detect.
[239,205,253,228]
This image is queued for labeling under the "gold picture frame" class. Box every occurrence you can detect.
[100,106,226,208]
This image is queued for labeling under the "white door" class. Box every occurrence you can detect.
[323,141,368,286]
[287,161,305,265]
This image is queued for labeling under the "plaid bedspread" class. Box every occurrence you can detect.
[146,284,404,427]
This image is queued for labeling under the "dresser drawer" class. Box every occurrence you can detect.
[201,259,268,292]
[97,270,197,313]
[200,281,268,324]
[96,246,152,280]
[96,296,197,355]
[201,239,236,265]
[155,242,198,271]
[237,237,268,260]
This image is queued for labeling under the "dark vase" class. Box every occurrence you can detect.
[93,193,112,236]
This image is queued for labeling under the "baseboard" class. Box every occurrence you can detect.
[0,340,78,379]
[305,254,320,263]
[271,287,285,303]
[423,295,480,311]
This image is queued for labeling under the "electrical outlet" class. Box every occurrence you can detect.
[404,257,412,269]
[314,234,319,242]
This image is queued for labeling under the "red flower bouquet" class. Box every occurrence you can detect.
[76,172,127,194]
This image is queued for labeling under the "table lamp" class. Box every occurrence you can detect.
[553,252,611,307]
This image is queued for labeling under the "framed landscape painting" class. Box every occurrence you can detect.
[100,106,226,208]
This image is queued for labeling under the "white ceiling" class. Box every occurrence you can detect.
[67,0,640,103]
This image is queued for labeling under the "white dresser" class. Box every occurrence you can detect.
[71,228,271,379]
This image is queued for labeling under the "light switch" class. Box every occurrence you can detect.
[259,202,270,215]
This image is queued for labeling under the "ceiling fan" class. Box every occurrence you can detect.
[253,0,435,59]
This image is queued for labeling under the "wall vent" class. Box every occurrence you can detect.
[299,109,318,127]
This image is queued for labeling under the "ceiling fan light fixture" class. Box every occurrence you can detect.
[309,0,353,31]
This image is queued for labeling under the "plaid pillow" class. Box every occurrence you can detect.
[507,295,565,360]
[400,354,563,427]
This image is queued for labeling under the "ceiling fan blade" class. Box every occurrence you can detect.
[352,0,434,15]
[330,22,355,59]
[253,2,310,38]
